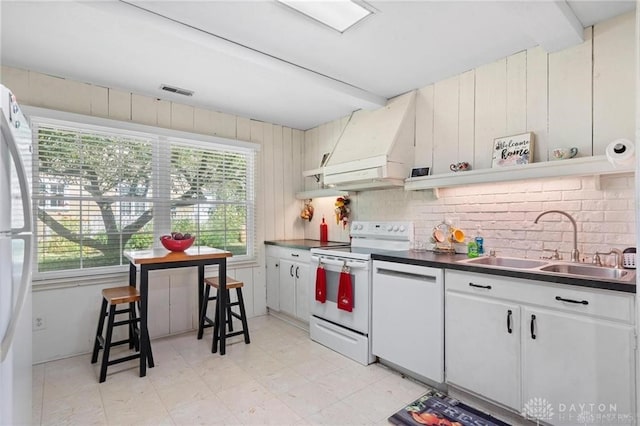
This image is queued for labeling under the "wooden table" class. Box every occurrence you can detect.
[123,246,233,377]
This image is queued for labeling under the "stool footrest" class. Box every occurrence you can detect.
[112,318,139,327]
[225,330,246,339]
[107,353,141,366]
[111,337,137,347]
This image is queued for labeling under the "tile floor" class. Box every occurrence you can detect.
[32,315,429,425]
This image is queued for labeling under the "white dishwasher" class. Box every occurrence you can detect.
[372,260,444,384]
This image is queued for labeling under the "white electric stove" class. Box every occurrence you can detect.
[309,221,413,365]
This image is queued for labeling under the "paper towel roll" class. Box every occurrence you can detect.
[606,139,635,166]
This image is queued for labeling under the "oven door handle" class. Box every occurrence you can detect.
[311,256,368,269]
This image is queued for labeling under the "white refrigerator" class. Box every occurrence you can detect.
[0,84,33,426]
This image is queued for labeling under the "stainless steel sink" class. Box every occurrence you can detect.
[459,256,635,283]
[460,256,549,269]
[540,263,634,281]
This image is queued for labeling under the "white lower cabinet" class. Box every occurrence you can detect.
[521,306,635,424]
[445,292,521,409]
[445,270,636,425]
[294,263,310,320]
[265,254,280,311]
[265,245,311,323]
[279,259,297,316]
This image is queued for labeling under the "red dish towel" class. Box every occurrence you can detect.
[337,269,353,312]
[315,265,327,303]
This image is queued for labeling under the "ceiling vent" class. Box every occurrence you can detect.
[160,84,194,97]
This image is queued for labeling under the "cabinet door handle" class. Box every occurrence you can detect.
[290,265,294,277]
[469,282,492,290]
[295,266,299,279]
[506,309,513,334]
[555,296,588,305]
[530,314,537,340]
[291,253,299,257]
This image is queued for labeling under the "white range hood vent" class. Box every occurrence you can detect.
[323,90,416,191]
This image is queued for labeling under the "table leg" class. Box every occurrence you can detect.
[218,260,227,355]
[129,262,136,287]
[197,265,205,339]
[139,266,149,377]
[128,262,137,346]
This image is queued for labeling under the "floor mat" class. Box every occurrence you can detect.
[389,390,512,426]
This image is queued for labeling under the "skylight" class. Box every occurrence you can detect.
[278,0,373,33]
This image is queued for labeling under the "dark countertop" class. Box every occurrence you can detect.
[371,250,636,294]
[264,239,350,251]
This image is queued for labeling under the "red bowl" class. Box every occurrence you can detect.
[160,237,195,252]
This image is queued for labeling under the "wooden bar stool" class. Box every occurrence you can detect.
[200,276,250,353]
[91,286,153,383]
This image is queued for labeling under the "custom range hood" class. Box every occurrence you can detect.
[322,91,416,191]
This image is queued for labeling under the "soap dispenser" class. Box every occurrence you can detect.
[475,225,484,255]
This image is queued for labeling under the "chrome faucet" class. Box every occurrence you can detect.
[608,248,624,268]
[534,210,580,262]
[595,248,623,268]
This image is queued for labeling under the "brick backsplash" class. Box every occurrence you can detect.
[348,173,636,263]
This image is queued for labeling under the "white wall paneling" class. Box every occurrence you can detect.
[506,51,527,135]
[107,88,131,121]
[433,75,460,175]
[549,27,593,156]
[193,106,215,135]
[474,58,508,170]
[236,116,251,142]
[415,85,435,169]
[273,125,285,239]
[170,103,195,132]
[132,94,159,126]
[593,11,636,153]
[262,122,276,241]
[458,70,475,166]
[526,47,550,162]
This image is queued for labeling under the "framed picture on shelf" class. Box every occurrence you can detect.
[492,132,534,167]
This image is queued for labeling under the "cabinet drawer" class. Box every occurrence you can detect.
[265,246,311,263]
[446,270,635,324]
[281,249,310,263]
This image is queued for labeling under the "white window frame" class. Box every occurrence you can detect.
[24,106,260,284]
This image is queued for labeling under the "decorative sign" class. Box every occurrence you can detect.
[492,132,534,167]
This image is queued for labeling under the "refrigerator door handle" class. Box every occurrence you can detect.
[0,234,33,362]
[3,116,32,235]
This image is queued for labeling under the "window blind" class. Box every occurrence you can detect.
[31,118,256,277]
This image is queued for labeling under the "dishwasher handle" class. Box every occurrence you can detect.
[375,267,437,282]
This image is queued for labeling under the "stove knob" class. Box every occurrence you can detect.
[399,225,406,232]
[392,225,399,232]
[387,225,393,231]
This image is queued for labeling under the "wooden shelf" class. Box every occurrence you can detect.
[404,155,634,191]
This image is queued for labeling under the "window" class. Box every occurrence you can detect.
[38,180,67,209]
[31,115,256,277]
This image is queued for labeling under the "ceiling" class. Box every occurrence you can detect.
[1,1,635,130]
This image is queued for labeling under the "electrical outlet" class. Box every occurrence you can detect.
[33,316,46,331]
